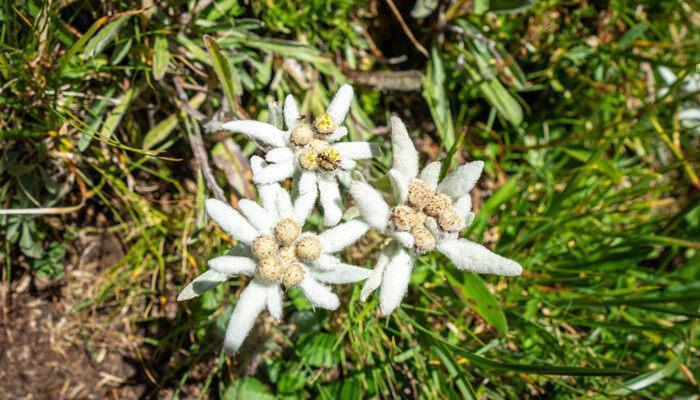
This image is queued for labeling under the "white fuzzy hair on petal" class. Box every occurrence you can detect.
[284,94,300,130]
[325,126,348,143]
[419,162,442,189]
[379,248,414,316]
[437,239,522,276]
[221,120,286,148]
[311,254,342,271]
[204,199,259,245]
[223,280,268,353]
[326,84,353,124]
[238,199,275,234]
[349,180,390,231]
[207,256,257,276]
[389,116,419,181]
[266,285,284,320]
[388,169,408,205]
[318,176,343,227]
[299,275,340,310]
[333,142,380,161]
[292,171,318,224]
[392,231,415,249]
[177,269,228,301]
[437,161,484,200]
[252,161,295,185]
[360,250,390,301]
[310,263,372,284]
[265,147,294,164]
[317,220,368,253]
[275,185,294,218]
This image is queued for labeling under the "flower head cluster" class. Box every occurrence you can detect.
[178,85,522,352]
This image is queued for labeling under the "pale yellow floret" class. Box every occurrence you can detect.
[274,218,301,246]
[252,235,278,260]
[313,113,336,135]
[411,225,436,253]
[318,147,341,171]
[390,205,417,232]
[437,208,463,232]
[282,262,305,287]
[298,149,319,170]
[257,257,283,283]
[290,123,314,146]
[278,245,298,264]
[295,236,322,261]
[407,179,433,209]
[424,192,452,217]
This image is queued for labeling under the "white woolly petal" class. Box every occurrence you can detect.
[310,262,372,284]
[360,251,390,301]
[205,199,259,245]
[318,176,343,227]
[326,84,353,124]
[223,280,268,353]
[292,171,318,224]
[250,155,266,175]
[252,161,294,185]
[265,147,294,164]
[437,161,484,200]
[177,269,228,301]
[390,231,413,250]
[238,199,274,234]
[658,66,677,85]
[437,239,522,276]
[453,194,472,220]
[388,169,408,205]
[207,256,257,276]
[379,248,414,316]
[419,162,442,189]
[678,108,700,121]
[221,120,286,148]
[318,220,368,253]
[390,116,419,181]
[333,142,380,161]
[266,285,284,320]
[311,253,342,271]
[284,94,301,130]
[275,185,294,218]
[349,181,390,231]
[299,275,340,310]
[326,126,348,143]
[340,158,357,170]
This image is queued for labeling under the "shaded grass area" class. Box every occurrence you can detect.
[1,0,698,398]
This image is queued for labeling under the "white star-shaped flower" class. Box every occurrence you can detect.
[177,176,372,352]
[221,85,380,227]
[349,116,522,316]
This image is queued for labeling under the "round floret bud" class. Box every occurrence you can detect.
[278,245,298,264]
[274,218,301,246]
[407,179,434,210]
[295,236,322,261]
[313,113,336,135]
[290,123,314,146]
[257,257,283,283]
[411,225,436,253]
[298,149,318,170]
[252,235,278,259]
[390,205,417,231]
[282,262,305,287]
[424,192,452,217]
[437,208,463,232]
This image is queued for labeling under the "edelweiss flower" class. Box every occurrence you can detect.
[177,177,372,352]
[658,66,700,134]
[221,85,379,226]
[350,116,522,316]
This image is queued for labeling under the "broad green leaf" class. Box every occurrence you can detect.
[79,87,116,151]
[142,92,205,149]
[98,86,137,141]
[204,35,239,115]
[423,48,455,150]
[224,377,274,400]
[298,332,339,368]
[447,271,508,336]
[152,35,170,80]
[82,15,129,58]
[411,0,439,18]
[277,370,306,394]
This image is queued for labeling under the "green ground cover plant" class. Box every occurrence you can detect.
[0,0,698,398]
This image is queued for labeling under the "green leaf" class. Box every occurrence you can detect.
[298,332,339,368]
[411,0,439,18]
[277,370,306,394]
[423,48,455,150]
[447,271,508,336]
[469,175,520,239]
[224,377,274,400]
[152,35,170,80]
[142,93,205,150]
[97,86,137,141]
[82,15,130,58]
[204,34,239,115]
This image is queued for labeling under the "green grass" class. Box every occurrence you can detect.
[1,0,699,398]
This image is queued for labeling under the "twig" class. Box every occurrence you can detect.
[0,202,85,215]
[385,0,429,57]
[187,121,227,203]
